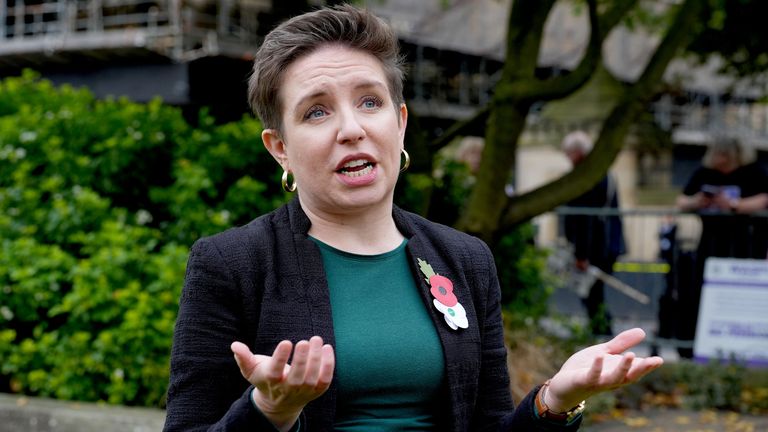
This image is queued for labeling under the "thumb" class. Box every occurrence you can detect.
[231,341,269,381]
[603,328,646,354]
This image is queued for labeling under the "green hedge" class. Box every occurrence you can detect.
[0,71,286,407]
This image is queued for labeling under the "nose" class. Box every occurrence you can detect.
[336,109,366,144]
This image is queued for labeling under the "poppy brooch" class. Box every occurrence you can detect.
[417,258,468,330]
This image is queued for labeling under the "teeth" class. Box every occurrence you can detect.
[343,164,373,177]
[342,159,369,168]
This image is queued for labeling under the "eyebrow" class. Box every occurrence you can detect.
[291,80,388,117]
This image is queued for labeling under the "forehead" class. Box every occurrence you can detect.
[280,45,389,101]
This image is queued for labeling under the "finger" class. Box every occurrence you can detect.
[316,344,335,391]
[603,328,646,354]
[625,356,664,382]
[303,336,324,385]
[286,339,311,385]
[585,353,604,386]
[604,352,635,387]
[266,340,293,382]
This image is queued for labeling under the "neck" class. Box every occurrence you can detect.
[300,198,404,255]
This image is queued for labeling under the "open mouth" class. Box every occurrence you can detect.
[337,159,375,177]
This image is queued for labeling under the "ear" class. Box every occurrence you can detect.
[262,128,289,170]
[398,103,408,140]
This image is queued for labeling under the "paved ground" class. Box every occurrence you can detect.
[585,408,768,431]
[5,392,765,432]
[0,393,165,432]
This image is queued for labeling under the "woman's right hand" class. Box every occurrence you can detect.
[231,336,335,432]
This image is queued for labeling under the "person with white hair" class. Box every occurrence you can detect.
[561,130,626,337]
[561,130,594,164]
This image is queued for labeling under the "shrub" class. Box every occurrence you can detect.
[0,71,286,406]
[495,224,553,325]
[588,359,768,417]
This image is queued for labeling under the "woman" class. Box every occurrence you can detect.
[163,5,663,431]
[675,137,768,357]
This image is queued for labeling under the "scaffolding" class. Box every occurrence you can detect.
[0,0,270,64]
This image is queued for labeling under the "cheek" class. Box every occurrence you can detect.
[389,145,403,170]
[288,143,332,177]
[291,152,317,173]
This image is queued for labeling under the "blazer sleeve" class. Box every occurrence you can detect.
[501,386,582,431]
[471,237,515,430]
[163,237,285,431]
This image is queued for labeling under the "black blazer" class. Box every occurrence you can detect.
[164,198,580,431]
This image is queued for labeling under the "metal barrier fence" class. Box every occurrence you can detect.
[541,206,768,354]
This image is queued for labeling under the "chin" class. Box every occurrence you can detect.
[335,187,394,212]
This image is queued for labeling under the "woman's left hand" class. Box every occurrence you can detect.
[543,328,664,412]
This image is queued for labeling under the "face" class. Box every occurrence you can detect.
[262,45,407,218]
[458,142,483,173]
[564,147,585,166]
[711,151,737,174]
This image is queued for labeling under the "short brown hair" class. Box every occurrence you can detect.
[248,4,405,132]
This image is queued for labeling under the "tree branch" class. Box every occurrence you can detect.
[497,0,639,104]
[427,105,490,151]
[499,0,706,229]
[505,0,557,79]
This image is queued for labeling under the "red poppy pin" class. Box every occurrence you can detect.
[417,258,468,330]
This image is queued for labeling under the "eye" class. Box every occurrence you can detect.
[360,96,383,110]
[304,105,327,120]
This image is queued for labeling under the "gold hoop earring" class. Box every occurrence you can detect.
[400,149,410,172]
[281,169,297,192]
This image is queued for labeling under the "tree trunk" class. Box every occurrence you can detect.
[454,0,553,242]
[457,99,530,238]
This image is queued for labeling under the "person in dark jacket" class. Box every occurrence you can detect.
[163,5,662,431]
[561,130,626,336]
[675,137,768,357]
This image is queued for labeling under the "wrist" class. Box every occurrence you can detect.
[251,389,301,432]
[534,380,585,425]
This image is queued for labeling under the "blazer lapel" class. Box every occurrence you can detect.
[284,198,338,428]
[396,209,481,432]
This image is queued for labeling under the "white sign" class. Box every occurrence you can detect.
[694,258,768,366]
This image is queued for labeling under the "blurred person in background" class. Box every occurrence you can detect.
[675,136,768,357]
[561,131,627,337]
[164,5,663,431]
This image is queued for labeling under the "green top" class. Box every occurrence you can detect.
[311,237,446,431]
